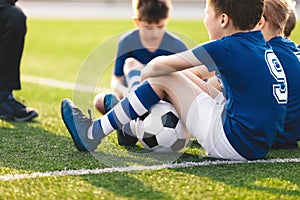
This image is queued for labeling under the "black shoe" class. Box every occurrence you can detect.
[0,98,38,122]
[117,122,138,146]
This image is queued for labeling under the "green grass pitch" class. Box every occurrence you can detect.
[0,19,300,199]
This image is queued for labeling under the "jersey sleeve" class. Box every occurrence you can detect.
[162,31,188,53]
[192,39,231,72]
[174,40,188,53]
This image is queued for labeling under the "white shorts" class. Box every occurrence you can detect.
[186,92,246,161]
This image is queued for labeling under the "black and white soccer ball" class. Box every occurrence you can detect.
[135,100,191,153]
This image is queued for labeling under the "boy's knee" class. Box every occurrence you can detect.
[124,58,142,74]
[93,93,106,114]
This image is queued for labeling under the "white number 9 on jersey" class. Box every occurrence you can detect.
[265,50,288,104]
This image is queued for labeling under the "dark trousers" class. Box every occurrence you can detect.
[0,5,26,91]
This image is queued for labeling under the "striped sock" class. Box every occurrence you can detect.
[126,70,141,91]
[91,81,160,141]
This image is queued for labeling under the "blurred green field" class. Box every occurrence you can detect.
[21,19,208,82]
[0,19,300,200]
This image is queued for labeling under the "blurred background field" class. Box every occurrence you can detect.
[17,0,206,19]
[17,0,300,83]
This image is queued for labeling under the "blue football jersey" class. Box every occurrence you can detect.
[114,29,188,76]
[269,37,300,149]
[192,31,287,160]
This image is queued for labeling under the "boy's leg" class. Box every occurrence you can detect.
[61,80,161,151]
[94,93,120,115]
[124,58,144,92]
[120,69,211,146]
[149,71,211,123]
[98,59,144,111]
[117,70,209,146]
[61,72,207,151]
[93,59,143,145]
[117,58,144,145]
[94,92,138,146]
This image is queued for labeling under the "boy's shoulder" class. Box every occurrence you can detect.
[119,29,139,41]
[220,31,267,50]
[119,29,180,41]
[163,30,180,39]
[269,37,300,52]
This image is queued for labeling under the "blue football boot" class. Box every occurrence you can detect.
[61,99,101,152]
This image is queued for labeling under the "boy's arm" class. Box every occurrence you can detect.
[141,50,202,81]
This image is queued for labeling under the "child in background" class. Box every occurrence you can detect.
[255,0,300,149]
[93,0,188,146]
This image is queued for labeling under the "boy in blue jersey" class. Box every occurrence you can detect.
[61,0,288,160]
[256,0,300,149]
[93,0,188,146]
[110,0,187,99]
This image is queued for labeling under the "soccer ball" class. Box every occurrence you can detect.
[135,100,191,153]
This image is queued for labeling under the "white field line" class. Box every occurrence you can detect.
[1,158,300,181]
[21,75,111,93]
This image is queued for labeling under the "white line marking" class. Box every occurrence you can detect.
[21,75,111,93]
[1,158,300,181]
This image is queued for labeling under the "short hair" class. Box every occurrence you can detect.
[284,7,297,37]
[131,0,172,23]
[208,0,264,30]
[263,0,293,35]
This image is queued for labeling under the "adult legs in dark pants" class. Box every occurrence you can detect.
[0,5,38,122]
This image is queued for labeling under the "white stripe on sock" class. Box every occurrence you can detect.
[128,76,140,89]
[128,92,148,116]
[114,103,131,124]
[101,115,115,135]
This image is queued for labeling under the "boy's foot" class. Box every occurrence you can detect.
[103,93,120,113]
[117,128,138,146]
[103,94,138,146]
[0,98,38,122]
[117,121,138,146]
[61,99,101,152]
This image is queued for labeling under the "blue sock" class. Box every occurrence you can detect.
[122,121,136,137]
[92,81,160,140]
[126,70,141,90]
